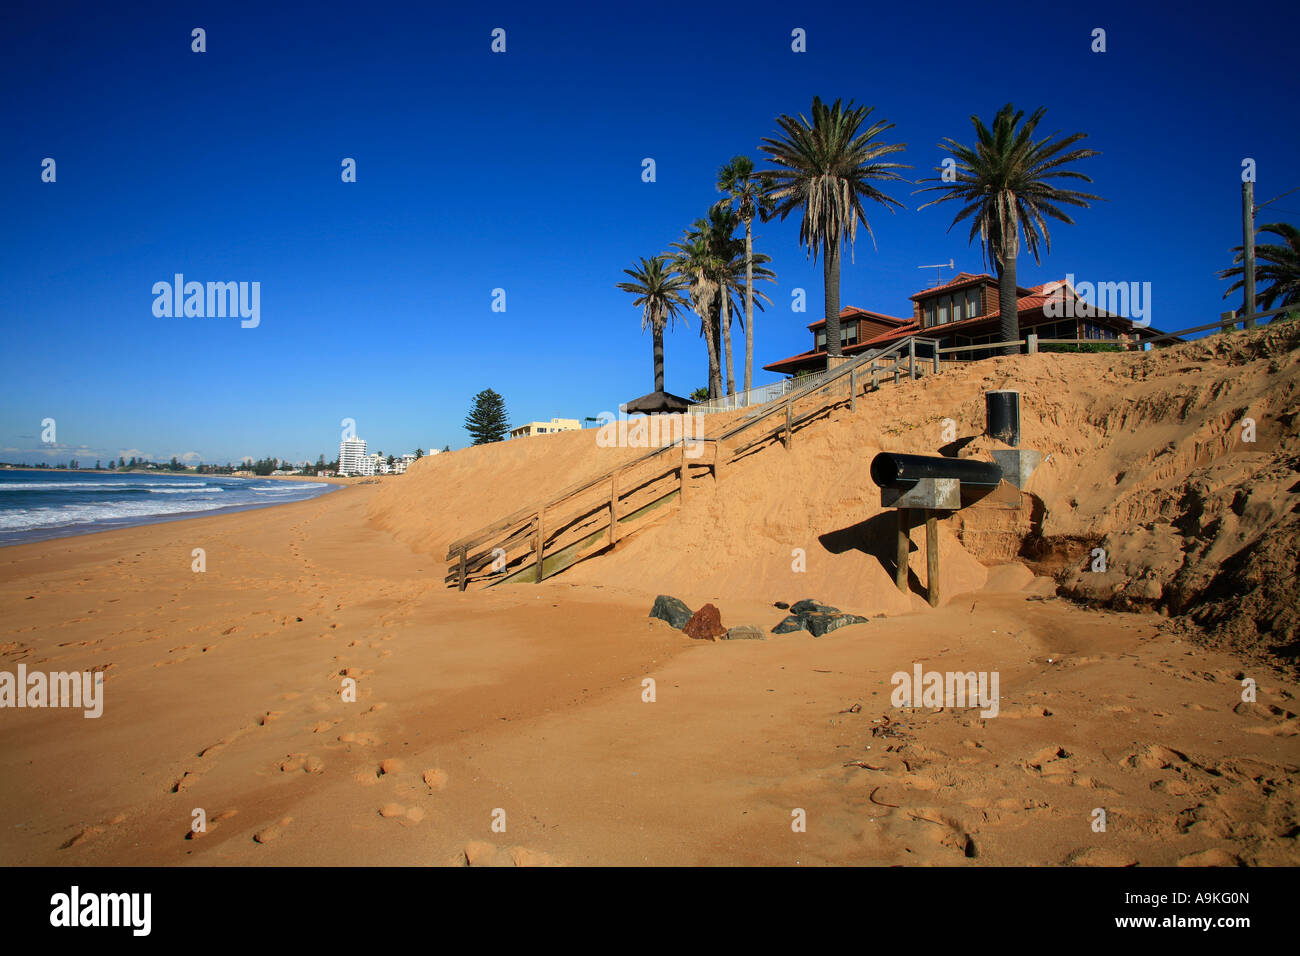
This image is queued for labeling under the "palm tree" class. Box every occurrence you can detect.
[669,231,723,398]
[1220,222,1300,315]
[915,104,1102,353]
[758,96,908,365]
[717,156,775,393]
[616,255,691,393]
[719,248,776,403]
[704,203,745,396]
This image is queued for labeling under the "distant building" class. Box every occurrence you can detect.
[509,418,581,439]
[339,437,367,476]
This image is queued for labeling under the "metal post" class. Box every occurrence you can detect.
[1221,310,1237,334]
[785,403,792,448]
[609,473,619,545]
[534,509,545,583]
[850,367,856,413]
[925,513,940,608]
[680,443,688,502]
[895,509,910,592]
[909,338,917,380]
[1243,181,1257,328]
[1026,333,1038,355]
[871,359,879,390]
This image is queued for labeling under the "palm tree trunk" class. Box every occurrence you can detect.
[652,323,665,393]
[713,299,726,394]
[721,288,736,396]
[824,242,842,360]
[744,219,754,396]
[997,254,1019,355]
[703,310,722,399]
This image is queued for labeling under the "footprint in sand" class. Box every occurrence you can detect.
[422,769,449,792]
[59,825,105,850]
[457,842,561,867]
[253,817,293,844]
[1234,701,1299,736]
[1177,848,1242,867]
[171,771,203,793]
[338,731,381,746]
[279,754,325,773]
[1022,745,1078,781]
[907,810,979,859]
[1064,847,1138,866]
[186,809,238,840]
[1122,743,1192,771]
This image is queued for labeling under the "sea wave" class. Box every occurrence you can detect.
[0,481,217,491]
[0,499,231,531]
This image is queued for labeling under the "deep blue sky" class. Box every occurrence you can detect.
[3,0,1298,464]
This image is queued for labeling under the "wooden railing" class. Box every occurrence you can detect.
[443,335,939,589]
[933,306,1296,358]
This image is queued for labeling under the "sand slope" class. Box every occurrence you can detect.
[371,324,1300,670]
[3,326,1298,866]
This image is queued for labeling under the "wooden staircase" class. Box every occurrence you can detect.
[444,336,941,590]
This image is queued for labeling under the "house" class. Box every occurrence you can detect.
[509,418,581,439]
[764,273,1171,375]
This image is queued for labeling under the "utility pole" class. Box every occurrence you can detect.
[1242,180,1256,328]
[1243,183,1299,331]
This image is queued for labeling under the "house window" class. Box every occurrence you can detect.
[924,301,936,327]
[937,297,949,324]
[966,288,980,318]
[815,324,857,350]
[1084,322,1117,340]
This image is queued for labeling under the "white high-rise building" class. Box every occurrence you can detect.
[339,437,367,476]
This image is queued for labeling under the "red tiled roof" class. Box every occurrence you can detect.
[805,306,908,330]
[909,272,991,299]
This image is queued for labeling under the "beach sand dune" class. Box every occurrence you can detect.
[2,326,1298,865]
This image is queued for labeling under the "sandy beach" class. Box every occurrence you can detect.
[2,326,1297,867]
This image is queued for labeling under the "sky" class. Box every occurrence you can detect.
[3,0,1298,465]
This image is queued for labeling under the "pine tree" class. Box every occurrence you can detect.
[464,388,508,445]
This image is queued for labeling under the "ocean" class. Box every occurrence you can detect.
[0,470,336,546]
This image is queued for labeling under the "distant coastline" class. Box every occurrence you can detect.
[0,466,363,486]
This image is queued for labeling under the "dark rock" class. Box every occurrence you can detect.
[773,601,790,610]
[723,625,765,641]
[649,594,692,630]
[771,615,805,634]
[683,603,725,641]
[790,598,840,615]
[806,613,869,637]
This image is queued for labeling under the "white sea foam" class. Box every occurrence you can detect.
[0,499,231,531]
[0,481,215,491]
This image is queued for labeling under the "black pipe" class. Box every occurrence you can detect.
[985,390,1021,447]
[870,453,1004,489]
